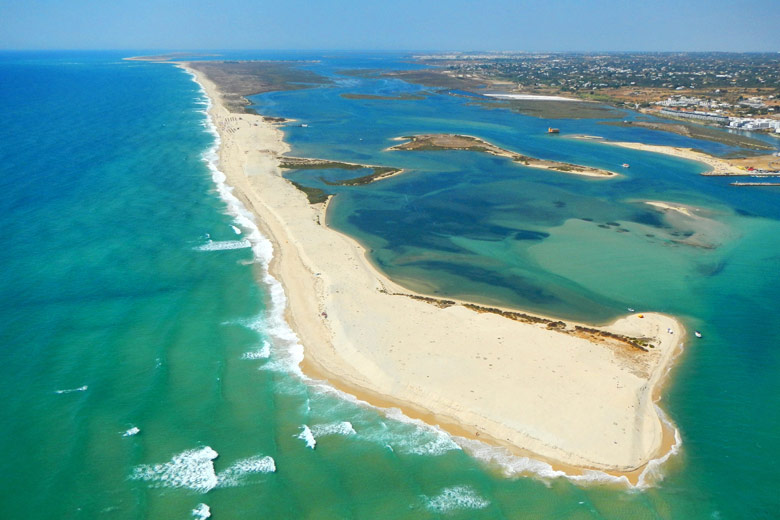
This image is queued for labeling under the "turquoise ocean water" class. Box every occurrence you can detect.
[1,51,778,518]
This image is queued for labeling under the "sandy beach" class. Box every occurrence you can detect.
[182,63,685,480]
[604,141,745,175]
[485,93,583,102]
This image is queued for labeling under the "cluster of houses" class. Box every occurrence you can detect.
[728,118,780,132]
[655,95,780,133]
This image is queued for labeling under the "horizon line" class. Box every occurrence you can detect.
[1,48,779,54]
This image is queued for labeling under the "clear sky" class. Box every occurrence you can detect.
[1,0,778,52]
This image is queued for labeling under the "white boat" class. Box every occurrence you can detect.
[694,331,703,338]
[621,163,630,168]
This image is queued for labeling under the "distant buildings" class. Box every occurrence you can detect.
[659,108,730,125]
[656,95,780,132]
[729,117,780,132]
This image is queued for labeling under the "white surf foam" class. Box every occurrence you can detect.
[381,409,461,456]
[423,485,490,513]
[231,225,242,235]
[123,426,140,437]
[455,436,631,487]
[457,425,684,489]
[192,503,211,519]
[297,425,317,449]
[296,382,462,457]
[216,455,276,487]
[194,239,251,251]
[130,446,219,493]
[54,385,88,394]
[310,421,356,438]
[241,340,271,360]
[636,405,683,488]
[485,93,580,102]
[186,72,305,380]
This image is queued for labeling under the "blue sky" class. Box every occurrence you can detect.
[1,0,778,51]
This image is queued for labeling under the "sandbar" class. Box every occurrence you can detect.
[596,140,773,176]
[389,134,618,178]
[485,93,582,102]
[180,62,685,482]
[645,201,697,218]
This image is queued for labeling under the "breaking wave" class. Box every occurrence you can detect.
[216,455,276,487]
[423,485,490,513]
[130,446,219,493]
[636,406,683,488]
[310,421,356,437]
[297,421,357,450]
[131,447,276,492]
[297,425,316,449]
[242,340,271,360]
[194,239,251,251]
[123,426,140,437]
[192,503,211,519]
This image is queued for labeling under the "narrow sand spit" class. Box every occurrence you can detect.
[604,141,745,175]
[182,64,685,482]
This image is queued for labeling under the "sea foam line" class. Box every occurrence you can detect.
[185,69,305,380]
[194,239,251,251]
[54,385,88,394]
[636,405,683,488]
[296,421,357,450]
[241,340,271,360]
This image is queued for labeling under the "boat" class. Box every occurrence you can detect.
[548,127,560,134]
[621,163,630,168]
[694,331,703,338]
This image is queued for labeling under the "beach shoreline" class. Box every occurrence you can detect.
[484,93,585,102]
[179,62,686,484]
[592,140,747,176]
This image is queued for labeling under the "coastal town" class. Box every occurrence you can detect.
[414,52,780,134]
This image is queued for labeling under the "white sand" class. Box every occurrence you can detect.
[605,141,744,176]
[183,64,684,476]
[646,201,697,218]
[485,93,583,102]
